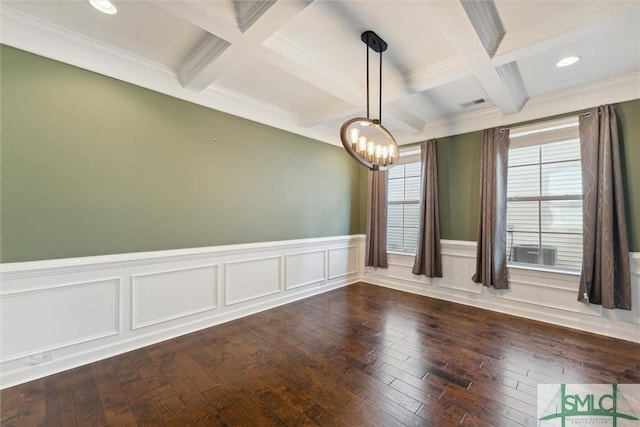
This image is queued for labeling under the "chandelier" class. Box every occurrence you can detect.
[340,31,399,170]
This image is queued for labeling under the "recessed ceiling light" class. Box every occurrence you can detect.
[556,56,580,68]
[88,0,117,15]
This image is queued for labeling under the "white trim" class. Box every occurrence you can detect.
[0,235,359,278]
[630,252,640,275]
[224,255,282,306]
[328,246,359,279]
[2,236,637,389]
[509,116,580,148]
[364,241,640,343]
[284,250,326,290]
[396,147,421,165]
[0,278,121,363]
[0,235,365,389]
[460,0,504,58]
[510,116,579,138]
[130,264,219,330]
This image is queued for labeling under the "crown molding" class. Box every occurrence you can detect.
[0,6,172,78]
[202,84,338,145]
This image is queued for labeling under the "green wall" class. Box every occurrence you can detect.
[2,45,637,262]
[1,46,365,262]
[437,131,481,242]
[433,98,640,251]
[615,99,640,252]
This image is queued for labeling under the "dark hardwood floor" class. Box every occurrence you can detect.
[2,282,639,426]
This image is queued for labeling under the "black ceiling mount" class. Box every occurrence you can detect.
[361,31,387,53]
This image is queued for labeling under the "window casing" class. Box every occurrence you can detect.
[387,150,420,254]
[507,117,583,272]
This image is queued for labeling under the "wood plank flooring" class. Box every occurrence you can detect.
[2,282,639,426]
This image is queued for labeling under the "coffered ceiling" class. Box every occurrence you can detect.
[1,0,638,146]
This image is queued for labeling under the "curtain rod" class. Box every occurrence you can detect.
[499,110,595,133]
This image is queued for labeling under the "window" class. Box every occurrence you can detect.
[507,117,583,271]
[387,150,421,254]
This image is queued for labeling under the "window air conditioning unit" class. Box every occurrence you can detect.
[512,244,557,267]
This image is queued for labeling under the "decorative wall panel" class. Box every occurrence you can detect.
[132,265,218,329]
[0,279,119,362]
[328,246,358,279]
[285,250,325,290]
[225,256,281,306]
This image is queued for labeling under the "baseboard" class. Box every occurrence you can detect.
[363,243,640,344]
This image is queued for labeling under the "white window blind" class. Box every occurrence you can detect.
[387,149,420,254]
[507,117,583,271]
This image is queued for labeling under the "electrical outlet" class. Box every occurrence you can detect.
[29,352,53,365]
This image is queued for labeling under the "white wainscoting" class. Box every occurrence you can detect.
[364,240,640,344]
[328,245,358,279]
[0,235,364,389]
[285,250,325,290]
[1,278,120,362]
[2,236,638,388]
[131,265,219,329]
[225,256,281,306]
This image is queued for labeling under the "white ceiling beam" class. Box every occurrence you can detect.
[495,61,527,111]
[233,0,277,33]
[424,0,528,114]
[178,35,231,88]
[177,0,313,92]
[460,0,505,58]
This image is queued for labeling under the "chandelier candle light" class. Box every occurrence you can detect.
[340,31,399,170]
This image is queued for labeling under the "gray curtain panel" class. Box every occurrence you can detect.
[412,139,442,277]
[365,169,388,268]
[472,127,510,289]
[578,105,631,310]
